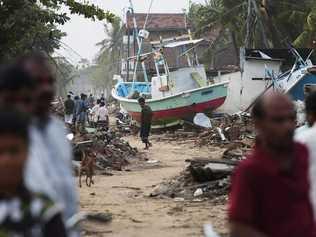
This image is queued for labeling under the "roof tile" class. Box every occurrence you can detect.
[126,13,188,30]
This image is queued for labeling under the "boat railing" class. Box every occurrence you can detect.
[276,70,291,81]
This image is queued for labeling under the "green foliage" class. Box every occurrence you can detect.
[0,0,115,62]
[39,0,115,22]
[293,7,316,47]
[188,0,316,50]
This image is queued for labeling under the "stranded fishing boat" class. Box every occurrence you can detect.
[112,2,228,128]
[272,48,316,101]
[112,39,228,128]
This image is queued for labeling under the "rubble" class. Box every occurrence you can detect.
[73,128,141,173]
[196,113,255,147]
[150,141,252,202]
[151,113,254,148]
[150,156,235,201]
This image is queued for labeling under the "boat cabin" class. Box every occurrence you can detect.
[114,39,210,100]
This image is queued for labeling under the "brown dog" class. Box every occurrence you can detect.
[79,150,96,188]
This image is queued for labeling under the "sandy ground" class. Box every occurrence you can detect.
[79,135,228,237]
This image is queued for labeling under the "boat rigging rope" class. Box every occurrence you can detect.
[143,0,154,30]
[130,0,154,91]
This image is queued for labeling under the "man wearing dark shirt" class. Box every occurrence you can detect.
[64,94,75,125]
[138,97,153,150]
[229,92,316,237]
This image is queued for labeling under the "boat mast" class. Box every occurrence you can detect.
[129,0,153,91]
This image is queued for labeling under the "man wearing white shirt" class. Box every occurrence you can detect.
[295,91,316,219]
[20,53,79,236]
[97,101,109,130]
[90,99,100,127]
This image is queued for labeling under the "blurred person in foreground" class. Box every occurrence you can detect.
[138,97,153,150]
[0,65,34,114]
[295,91,316,219]
[0,108,67,237]
[229,92,316,237]
[19,53,78,235]
[64,94,75,126]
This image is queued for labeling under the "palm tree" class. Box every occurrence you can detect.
[188,0,246,65]
[293,6,316,47]
[92,16,123,97]
[260,0,314,48]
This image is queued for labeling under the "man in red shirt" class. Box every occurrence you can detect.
[229,92,316,237]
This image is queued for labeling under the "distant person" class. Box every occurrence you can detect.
[73,95,80,126]
[295,91,316,219]
[88,93,95,108]
[0,108,67,237]
[64,94,75,125]
[138,97,153,150]
[97,101,109,130]
[100,93,105,103]
[19,53,79,235]
[91,99,101,127]
[229,92,316,237]
[78,93,89,132]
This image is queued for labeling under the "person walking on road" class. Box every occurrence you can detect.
[138,97,153,150]
[90,99,101,127]
[88,93,94,108]
[64,94,75,125]
[78,93,89,132]
[97,101,109,130]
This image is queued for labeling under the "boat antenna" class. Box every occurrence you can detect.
[288,44,306,66]
[129,0,154,92]
[144,0,154,29]
[306,49,314,63]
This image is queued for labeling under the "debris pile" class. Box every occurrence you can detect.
[196,113,255,147]
[150,113,255,151]
[150,157,237,201]
[150,137,254,201]
[152,130,198,143]
[73,129,141,172]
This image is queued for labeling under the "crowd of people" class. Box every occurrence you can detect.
[63,92,109,132]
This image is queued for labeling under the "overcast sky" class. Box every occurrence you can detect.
[56,0,205,64]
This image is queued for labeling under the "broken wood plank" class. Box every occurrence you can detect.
[111,186,141,191]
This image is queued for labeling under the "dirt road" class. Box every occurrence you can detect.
[79,135,228,237]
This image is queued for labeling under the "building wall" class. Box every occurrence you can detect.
[215,59,282,114]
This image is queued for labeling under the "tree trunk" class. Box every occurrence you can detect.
[251,0,269,48]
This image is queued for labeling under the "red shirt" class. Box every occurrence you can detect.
[229,142,316,237]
